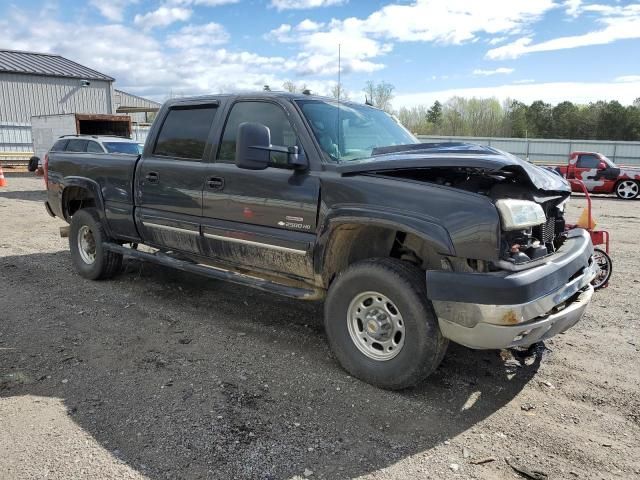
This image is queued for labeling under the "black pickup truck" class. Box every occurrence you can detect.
[44,92,595,389]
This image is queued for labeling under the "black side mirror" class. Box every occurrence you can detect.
[236,122,271,170]
[235,122,308,171]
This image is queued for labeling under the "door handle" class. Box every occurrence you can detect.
[207,176,225,190]
[145,172,159,183]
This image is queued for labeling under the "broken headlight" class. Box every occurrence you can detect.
[496,199,546,231]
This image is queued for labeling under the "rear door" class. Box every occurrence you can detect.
[201,99,320,280]
[136,103,218,254]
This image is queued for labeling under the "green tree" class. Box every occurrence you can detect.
[427,101,443,127]
[503,100,528,137]
[526,100,553,137]
[552,101,579,138]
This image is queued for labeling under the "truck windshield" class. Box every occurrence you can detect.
[296,100,417,162]
[103,142,141,155]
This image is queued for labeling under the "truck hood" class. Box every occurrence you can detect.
[334,149,570,193]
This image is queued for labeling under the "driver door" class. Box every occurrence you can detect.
[201,100,320,280]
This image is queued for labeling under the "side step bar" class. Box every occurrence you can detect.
[103,243,324,300]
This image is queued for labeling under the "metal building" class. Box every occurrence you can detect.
[114,89,160,125]
[0,49,158,163]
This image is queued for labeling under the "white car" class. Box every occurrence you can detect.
[30,135,140,173]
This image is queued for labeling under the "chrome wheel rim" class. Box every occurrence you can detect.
[617,180,638,199]
[592,250,611,289]
[77,225,96,264]
[347,291,405,361]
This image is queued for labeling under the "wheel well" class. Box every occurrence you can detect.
[62,186,96,220]
[321,224,441,287]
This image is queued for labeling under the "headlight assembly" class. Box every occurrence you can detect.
[495,199,546,231]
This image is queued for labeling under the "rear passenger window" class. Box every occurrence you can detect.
[87,141,103,153]
[153,105,217,160]
[66,139,88,152]
[51,139,68,151]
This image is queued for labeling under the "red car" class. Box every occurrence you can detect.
[553,151,640,200]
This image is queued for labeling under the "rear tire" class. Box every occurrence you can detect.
[615,180,639,200]
[69,208,122,280]
[324,258,448,390]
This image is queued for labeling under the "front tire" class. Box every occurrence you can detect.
[324,258,448,390]
[69,208,122,280]
[615,180,639,200]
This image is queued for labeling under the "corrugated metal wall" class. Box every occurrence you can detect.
[0,72,113,123]
[0,72,114,162]
[417,135,640,166]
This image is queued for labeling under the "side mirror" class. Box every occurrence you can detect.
[235,122,271,170]
[235,122,308,171]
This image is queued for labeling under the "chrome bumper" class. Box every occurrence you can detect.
[432,254,596,350]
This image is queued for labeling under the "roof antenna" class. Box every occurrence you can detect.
[337,43,341,159]
[263,85,271,91]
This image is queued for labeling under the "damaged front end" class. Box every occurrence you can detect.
[340,144,595,349]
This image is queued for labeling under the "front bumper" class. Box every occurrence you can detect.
[426,229,595,349]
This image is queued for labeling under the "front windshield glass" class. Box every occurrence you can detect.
[103,142,141,155]
[297,100,417,162]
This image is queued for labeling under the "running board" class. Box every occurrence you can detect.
[103,243,324,300]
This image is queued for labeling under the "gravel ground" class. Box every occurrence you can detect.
[1,172,639,480]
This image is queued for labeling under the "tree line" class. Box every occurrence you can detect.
[397,97,640,141]
[282,80,640,141]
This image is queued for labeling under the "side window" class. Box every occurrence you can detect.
[577,154,600,168]
[153,105,217,160]
[66,139,88,152]
[217,101,297,163]
[51,139,68,151]
[86,141,104,153]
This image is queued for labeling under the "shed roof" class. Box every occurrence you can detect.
[0,49,114,81]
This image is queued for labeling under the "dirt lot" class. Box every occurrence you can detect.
[1,172,639,480]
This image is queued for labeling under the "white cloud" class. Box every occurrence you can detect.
[270,0,345,11]
[297,19,323,31]
[268,0,556,76]
[193,0,239,5]
[133,6,192,29]
[564,0,582,18]
[487,4,640,59]
[167,0,240,6]
[394,81,640,108]
[488,36,508,45]
[616,75,640,83]
[90,0,137,22]
[166,22,229,48]
[0,11,307,101]
[472,67,514,76]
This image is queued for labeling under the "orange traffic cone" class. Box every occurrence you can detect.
[0,165,7,187]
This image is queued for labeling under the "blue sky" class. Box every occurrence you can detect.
[1,0,639,108]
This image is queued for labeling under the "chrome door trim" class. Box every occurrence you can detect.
[143,222,200,235]
[202,232,307,255]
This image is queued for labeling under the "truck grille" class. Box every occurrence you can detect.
[535,216,556,244]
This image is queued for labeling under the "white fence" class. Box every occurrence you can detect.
[417,135,640,166]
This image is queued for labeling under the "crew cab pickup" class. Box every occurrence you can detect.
[553,151,640,200]
[44,92,596,389]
